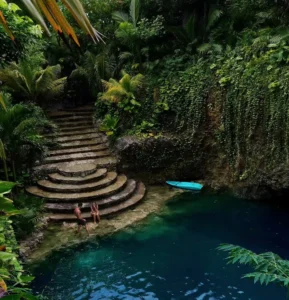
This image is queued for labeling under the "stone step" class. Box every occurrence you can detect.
[48,182,146,221]
[56,120,93,128]
[59,125,94,133]
[42,151,111,164]
[58,162,97,177]
[26,174,127,202]
[54,133,102,143]
[57,138,106,149]
[48,111,92,119]
[48,144,109,157]
[63,106,94,113]
[38,172,117,193]
[48,168,108,184]
[33,157,118,175]
[46,128,97,138]
[45,180,137,212]
[53,116,93,123]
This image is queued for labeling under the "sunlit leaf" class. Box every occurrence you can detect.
[0,280,7,292]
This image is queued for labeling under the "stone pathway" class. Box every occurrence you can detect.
[26,105,146,222]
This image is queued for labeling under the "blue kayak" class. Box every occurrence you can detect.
[166,181,203,191]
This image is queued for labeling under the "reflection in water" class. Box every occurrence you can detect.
[31,192,289,299]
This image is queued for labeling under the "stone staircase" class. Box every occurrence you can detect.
[26,106,146,222]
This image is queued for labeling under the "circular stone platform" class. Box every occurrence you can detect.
[58,162,97,177]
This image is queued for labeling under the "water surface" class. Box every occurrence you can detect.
[31,192,289,299]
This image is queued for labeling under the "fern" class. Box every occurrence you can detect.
[207,8,223,31]
[101,71,144,109]
[218,244,289,291]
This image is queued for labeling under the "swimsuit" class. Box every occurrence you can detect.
[78,218,86,226]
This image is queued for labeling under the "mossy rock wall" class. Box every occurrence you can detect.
[115,135,210,184]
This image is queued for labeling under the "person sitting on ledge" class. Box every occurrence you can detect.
[74,203,89,234]
[90,203,100,224]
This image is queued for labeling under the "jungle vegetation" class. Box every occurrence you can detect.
[1,0,289,297]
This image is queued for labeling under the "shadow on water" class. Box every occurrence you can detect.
[30,191,289,299]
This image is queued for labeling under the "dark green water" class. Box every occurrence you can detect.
[30,192,289,299]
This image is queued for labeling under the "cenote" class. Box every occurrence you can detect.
[30,192,289,299]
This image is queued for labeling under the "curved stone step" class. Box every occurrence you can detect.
[54,133,101,143]
[58,163,97,177]
[38,172,117,193]
[48,182,146,221]
[60,125,94,133]
[48,144,109,157]
[26,174,127,202]
[43,150,111,164]
[33,157,118,175]
[58,138,106,149]
[48,168,108,184]
[101,182,146,216]
[45,179,137,212]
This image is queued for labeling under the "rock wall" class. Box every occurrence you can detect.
[115,135,289,200]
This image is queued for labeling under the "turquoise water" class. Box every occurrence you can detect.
[30,192,289,299]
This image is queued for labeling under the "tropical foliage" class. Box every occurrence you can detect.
[0,181,36,299]
[0,94,55,181]
[0,60,66,104]
[0,0,42,66]
[218,244,289,292]
[0,0,102,46]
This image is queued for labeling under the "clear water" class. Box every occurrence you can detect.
[30,192,289,299]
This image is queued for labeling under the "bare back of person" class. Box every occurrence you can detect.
[74,207,81,219]
[74,204,89,234]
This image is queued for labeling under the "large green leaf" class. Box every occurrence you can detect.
[130,0,140,27]
[0,196,22,216]
[2,295,21,299]
[0,182,15,195]
[0,252,16,262]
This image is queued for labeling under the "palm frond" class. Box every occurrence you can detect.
[0,69,31,97]
[2,0,103,46]
[21,0,51,36]
[131,73,144,91]
[112,11,129,23]
[101,86,127,103]
[120,74,132,92]
[119,51,134,63]
[49,77,67,97]
[61,0,104,43]
[207,8,223,31]
[197,43,211,54]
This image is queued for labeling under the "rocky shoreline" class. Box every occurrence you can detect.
[24,185,181,262]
